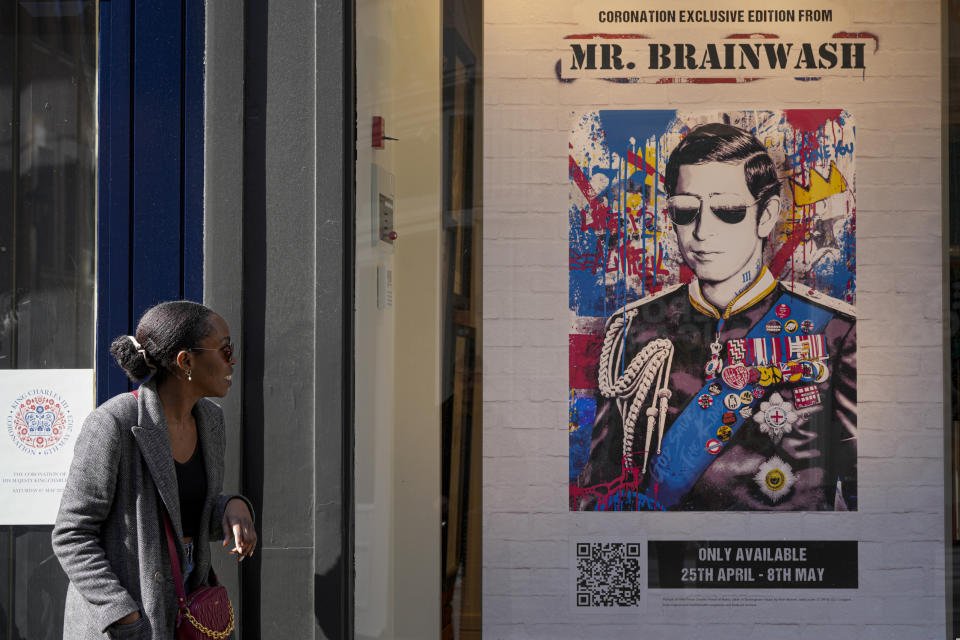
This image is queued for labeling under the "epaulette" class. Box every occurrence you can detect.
[781,281,856,319]
[605,283,684,325]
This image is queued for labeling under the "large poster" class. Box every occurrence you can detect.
[568,110,856,511]
[485,0,944,633]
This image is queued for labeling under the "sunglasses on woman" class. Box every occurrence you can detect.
[188,341,235,362]
[665,194,760,226]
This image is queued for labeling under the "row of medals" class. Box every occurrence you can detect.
[699,335,829,446]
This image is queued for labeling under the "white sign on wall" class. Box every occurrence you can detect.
[0,369,95,525]
[484,0,944,636]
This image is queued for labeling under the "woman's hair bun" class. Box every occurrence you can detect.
[109,335,153,382]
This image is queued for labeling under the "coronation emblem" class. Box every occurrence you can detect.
[6,389,74,455]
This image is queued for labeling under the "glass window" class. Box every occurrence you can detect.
[0,1,96,370]
[0,1,97,637]
[354,0,482,637]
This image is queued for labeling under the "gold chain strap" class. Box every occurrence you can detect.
[184,599,235,639]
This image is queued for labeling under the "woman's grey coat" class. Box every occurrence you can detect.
[52,381,249,639]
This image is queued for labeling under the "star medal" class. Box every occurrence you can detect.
[752,392,798,444]
[754,455,796,503]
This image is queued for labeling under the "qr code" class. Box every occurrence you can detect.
[575,542,643,607]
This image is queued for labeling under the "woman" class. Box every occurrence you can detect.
[52,301,257,638]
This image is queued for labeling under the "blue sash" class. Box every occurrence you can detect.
[634,292,835,510]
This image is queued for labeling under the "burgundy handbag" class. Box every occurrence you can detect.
[163,505,235,639]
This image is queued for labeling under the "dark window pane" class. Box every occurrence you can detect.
[0,3,96,638]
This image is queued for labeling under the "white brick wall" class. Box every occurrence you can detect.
[483,0,947,637]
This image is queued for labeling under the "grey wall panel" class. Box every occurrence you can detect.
[203,0,246,632]
[259,0,317,551]
[205,0,351,638]
[260,547,317,637]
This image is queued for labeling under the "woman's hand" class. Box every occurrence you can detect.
[116,610,141,625]
[221,498,257,560]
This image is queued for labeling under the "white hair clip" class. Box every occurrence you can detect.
[127,335,157,372]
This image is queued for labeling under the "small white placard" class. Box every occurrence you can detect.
[0,369,95,524]
[378,263,394,309]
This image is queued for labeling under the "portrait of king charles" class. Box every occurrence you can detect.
[574,122,856,511]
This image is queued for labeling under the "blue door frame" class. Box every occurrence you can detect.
[96,0,205,403]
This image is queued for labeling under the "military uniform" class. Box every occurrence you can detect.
[574,267,856,511]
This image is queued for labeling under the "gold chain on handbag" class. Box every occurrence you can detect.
[160,501,238,640]
[184,600,235,639]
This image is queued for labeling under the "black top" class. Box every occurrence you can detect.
[174,441,207,538]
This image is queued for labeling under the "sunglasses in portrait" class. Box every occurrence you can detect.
[665,194,761,226]
[188,341,235,362]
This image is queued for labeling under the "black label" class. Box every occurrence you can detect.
[648,540,857,589]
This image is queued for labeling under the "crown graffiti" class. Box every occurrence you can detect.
[790,161,848,207]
